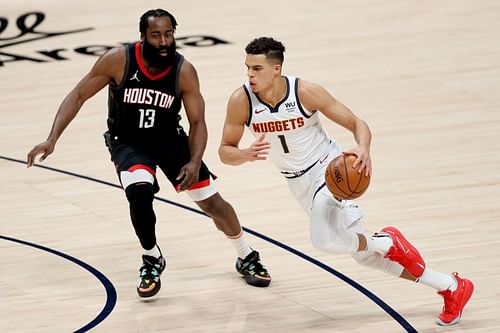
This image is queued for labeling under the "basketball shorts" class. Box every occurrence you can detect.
[286,142,365,254]
[106,131,218,201]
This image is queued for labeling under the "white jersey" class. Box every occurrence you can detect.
[245,77,373,261]
[244,76,336,174]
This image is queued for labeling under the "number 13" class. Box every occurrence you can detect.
[138,108,156,128]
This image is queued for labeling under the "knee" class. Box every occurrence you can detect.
[197,193,228,218]
[125,182,154,206]
[310,232,350,255]
[310,233,330,252]
[352,251,379,267]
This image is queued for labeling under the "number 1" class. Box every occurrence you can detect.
[278,135,290,153]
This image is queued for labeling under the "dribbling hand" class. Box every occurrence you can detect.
[343,147,372,177]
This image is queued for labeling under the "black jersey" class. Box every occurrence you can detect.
[107,42,184,148]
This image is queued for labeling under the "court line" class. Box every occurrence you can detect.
[0,155,417,333]
[0,234,117,333]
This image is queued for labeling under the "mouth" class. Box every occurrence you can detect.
[159,49,168,57]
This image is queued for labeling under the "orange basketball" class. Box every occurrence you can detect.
[325,154,370,200]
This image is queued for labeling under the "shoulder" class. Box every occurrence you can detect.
[178,56,197,78]
[225,86,250,124]
[297,78,323,95]
[177,56,201,94]
[98,46,125,65]
[228,86,249,106]
[297,80,330,104]
[93,46,126,75]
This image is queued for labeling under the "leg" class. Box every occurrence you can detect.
[195,192,242,237]
[364,227,474,326]
[309,189,363,255]
[112,144,165,298]
[122,176,166,298]
[125,182,157,250]
[311,188,473,325]
[184,178,271,287]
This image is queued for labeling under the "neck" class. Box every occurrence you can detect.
[259,76,286,107]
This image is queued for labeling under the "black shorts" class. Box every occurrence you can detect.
[106,130,213,191]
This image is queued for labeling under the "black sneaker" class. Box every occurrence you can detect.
[235,250,271,287]
[137,255,166,298]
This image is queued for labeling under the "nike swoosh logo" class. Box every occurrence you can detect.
[319,154,329,163]
[255,108,266,114]
[396,239,410,254]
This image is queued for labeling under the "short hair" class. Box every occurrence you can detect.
[139,8,178,34]
[245,37,285,64]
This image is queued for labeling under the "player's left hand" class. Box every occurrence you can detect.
[176,160,201,191]
[343,147,372,177]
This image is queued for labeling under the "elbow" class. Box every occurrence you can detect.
[218,145,230,165]
[218,144,240,166]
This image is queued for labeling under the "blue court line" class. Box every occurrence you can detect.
[1,155,417,333]
[0,234,117,333]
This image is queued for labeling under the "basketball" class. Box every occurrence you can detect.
[325,154,370,200]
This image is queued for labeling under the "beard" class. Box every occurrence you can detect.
[142,39,177,69]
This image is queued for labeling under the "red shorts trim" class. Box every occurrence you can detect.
[175,178,210,192]
[127,164,156,176]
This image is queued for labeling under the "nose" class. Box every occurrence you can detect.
[247,69,253,78]
[160,36,168,46]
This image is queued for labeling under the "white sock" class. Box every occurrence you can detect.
[228,231,253,259]
[417,268,457,292]
[144,244,162,259]
[366,232,393,256]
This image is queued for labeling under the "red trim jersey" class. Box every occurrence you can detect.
[107,42,184,148]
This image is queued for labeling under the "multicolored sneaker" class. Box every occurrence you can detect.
[236,250,271,287]
[436,272,474,326]
[381,226,426,278]
[137,255,166,298]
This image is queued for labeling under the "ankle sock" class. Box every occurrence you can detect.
[228,231,253,259]
[417,268,458,291]
[144,244,162,259]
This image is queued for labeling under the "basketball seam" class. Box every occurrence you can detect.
[343,155,355,195]
[327,155,351,199]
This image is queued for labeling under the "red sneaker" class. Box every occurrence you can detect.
[436,272,474,326]
[381,226,426,278]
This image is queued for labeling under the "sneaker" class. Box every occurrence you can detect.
[137,255,166,298]
[381,226,426,278]
[236,250,271,287]
[436,272,474,326]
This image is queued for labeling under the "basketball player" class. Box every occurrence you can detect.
[26,9,271,298]
[219,37,473,326]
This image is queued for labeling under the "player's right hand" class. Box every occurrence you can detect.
[27,141,55,168]
[245,134,271,162]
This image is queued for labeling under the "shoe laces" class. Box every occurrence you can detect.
[140,257,164,278]
[438,273,460,315]
[244,253,267,275]
[438,289,457,315]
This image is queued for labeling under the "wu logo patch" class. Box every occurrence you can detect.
[285,101,296,112]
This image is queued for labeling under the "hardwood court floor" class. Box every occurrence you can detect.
[1,0,499,332]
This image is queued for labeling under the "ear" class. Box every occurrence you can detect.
[274,64,282,72]
[140,33,145,42]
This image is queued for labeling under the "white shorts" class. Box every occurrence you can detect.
[286,142,343,213]
[285,143,365,254]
